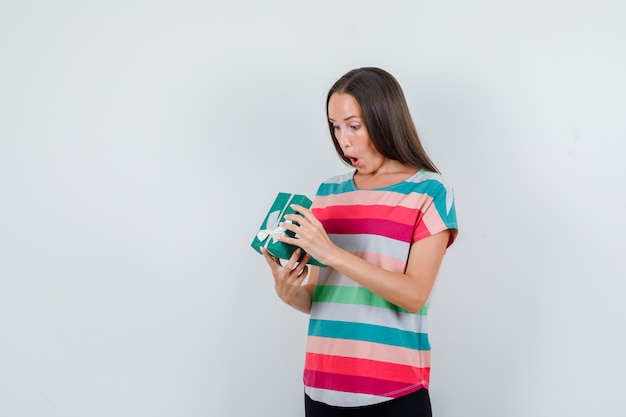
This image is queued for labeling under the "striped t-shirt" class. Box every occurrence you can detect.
[303,170,458,407]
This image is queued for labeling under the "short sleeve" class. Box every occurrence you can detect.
[411,176,458,247]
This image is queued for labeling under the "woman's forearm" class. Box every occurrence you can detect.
[280,283,315,314]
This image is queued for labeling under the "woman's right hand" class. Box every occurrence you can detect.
[262,247,314,313]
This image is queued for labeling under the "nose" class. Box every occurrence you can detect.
[337,129,350,149]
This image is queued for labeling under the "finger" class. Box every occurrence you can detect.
[284,248,301,270]
[261,248,281,268]
[297,255,311,275]
[281,218,316,241]
[279,218,300,232]
[274,233,299,247]
[285,209,308,226]
[290,204,322,227]
[297,264,309,278]
[290,204,310,216]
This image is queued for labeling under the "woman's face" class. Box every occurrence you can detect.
[327,93,385,174]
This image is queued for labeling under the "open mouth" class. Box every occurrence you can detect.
[346,155,359,167]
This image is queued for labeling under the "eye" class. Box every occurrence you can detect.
[350,124,360,130]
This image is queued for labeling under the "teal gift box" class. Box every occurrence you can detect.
[251,192,325,267]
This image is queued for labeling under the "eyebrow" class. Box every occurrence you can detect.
[328,115,360,122]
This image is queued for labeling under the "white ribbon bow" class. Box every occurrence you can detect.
[257,210,292,245]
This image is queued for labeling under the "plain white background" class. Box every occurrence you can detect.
[1,1,625,416]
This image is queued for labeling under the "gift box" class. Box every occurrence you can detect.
[251,192,325,267]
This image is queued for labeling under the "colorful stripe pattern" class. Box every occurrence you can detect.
[303,170,458,407]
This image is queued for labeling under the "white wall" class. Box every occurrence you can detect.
[1,1,625,416]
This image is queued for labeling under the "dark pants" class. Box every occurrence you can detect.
[305,389,432,417]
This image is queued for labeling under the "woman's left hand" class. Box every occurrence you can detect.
[277,204,338,266]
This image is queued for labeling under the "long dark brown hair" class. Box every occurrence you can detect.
[326,67,439,173]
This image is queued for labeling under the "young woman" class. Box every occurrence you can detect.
[262,67,458,417]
